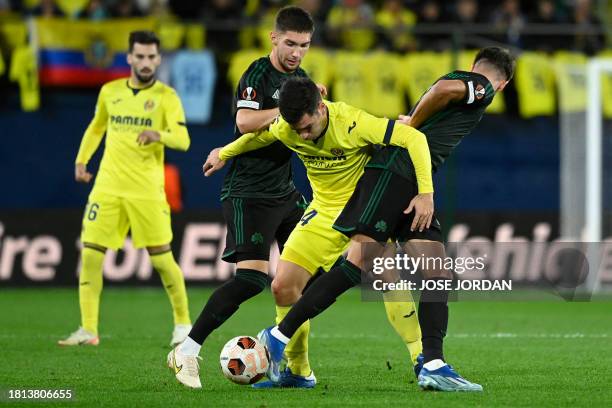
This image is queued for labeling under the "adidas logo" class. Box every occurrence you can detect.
[272,89,280,100]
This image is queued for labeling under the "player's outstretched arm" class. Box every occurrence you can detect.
[202,130,277,177]
[387,125,433,193]
[352,107,434,195]
[387,124,435,231]
[75,85,109,183]
[220,129,277,160]
[402,80,466,129]
[236,108,280,134]
[392,80,465,231]
[350,106,434,231]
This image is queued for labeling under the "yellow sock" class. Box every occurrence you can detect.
[150,251,191,325]
[276,305,311,377]
[383,290,422,365]
[79,247,105,335]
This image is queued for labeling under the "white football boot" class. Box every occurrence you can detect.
[58,327,99,346]
[167,346,202,389]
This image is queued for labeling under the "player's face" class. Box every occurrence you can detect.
[291,102,327,141]
[271,30,311,72]
[127,43,161,84]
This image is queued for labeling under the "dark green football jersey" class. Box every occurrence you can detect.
[221,57,309,200]
[366,70,495,178]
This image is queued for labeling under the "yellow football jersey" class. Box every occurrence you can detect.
[76,79,190,201]
[220,101,433,208]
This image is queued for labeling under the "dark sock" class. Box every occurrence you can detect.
[302,268,324,294]
[418,278,450,363]
[278,259,361,339]
[302,257,343,294]
[189,269,268,344]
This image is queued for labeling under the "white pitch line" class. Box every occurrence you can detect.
[308,332,610,339]
[0,332,609,340]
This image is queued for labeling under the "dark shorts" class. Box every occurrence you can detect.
[333,168,442,243]
[221,190,307,263]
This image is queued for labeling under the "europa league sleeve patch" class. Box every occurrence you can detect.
[237,86,261,110]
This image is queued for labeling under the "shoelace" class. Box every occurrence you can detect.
[184,356,202,377]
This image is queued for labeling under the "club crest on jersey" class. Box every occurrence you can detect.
[331,148,344,157]
[475,84,486,100]
[144,99,155,111]
[242,87,257,101]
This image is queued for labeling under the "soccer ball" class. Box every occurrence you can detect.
[219,336,269,385]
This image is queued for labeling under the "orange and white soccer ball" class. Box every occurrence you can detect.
[220,336,270,385]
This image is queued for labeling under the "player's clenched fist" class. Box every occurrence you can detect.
[137,130,161,146]
[75,163,93,183]
[203,147,226,177]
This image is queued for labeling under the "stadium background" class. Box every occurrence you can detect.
[0,0,610,287]
[1,2,611,407]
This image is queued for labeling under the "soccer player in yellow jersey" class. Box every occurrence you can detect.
[260,47,514,392]
[58,31,192,347]
[203,77,434,385]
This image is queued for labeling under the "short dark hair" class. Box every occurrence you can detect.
[474,47,516,80]
[279,77,321,125]
[275,6,314,33]
[128,31,160,52]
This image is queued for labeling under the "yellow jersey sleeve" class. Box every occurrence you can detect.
[350,106,433,194]
[159,88,190,151]
[219,129,277,161]
[387,123,433,194]
[76,85,109,164]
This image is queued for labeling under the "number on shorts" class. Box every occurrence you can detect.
[300,209,318,226]
[87,203,99,221]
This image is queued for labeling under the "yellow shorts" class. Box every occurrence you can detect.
[280,203,350,275]
[80,190,172,250]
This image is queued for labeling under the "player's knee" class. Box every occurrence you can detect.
[346,235,381,270]
[271,277,301,305]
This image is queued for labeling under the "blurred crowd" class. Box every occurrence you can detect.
[0,0,608,54]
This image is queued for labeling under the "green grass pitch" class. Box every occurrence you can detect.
[1,288,611,407]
